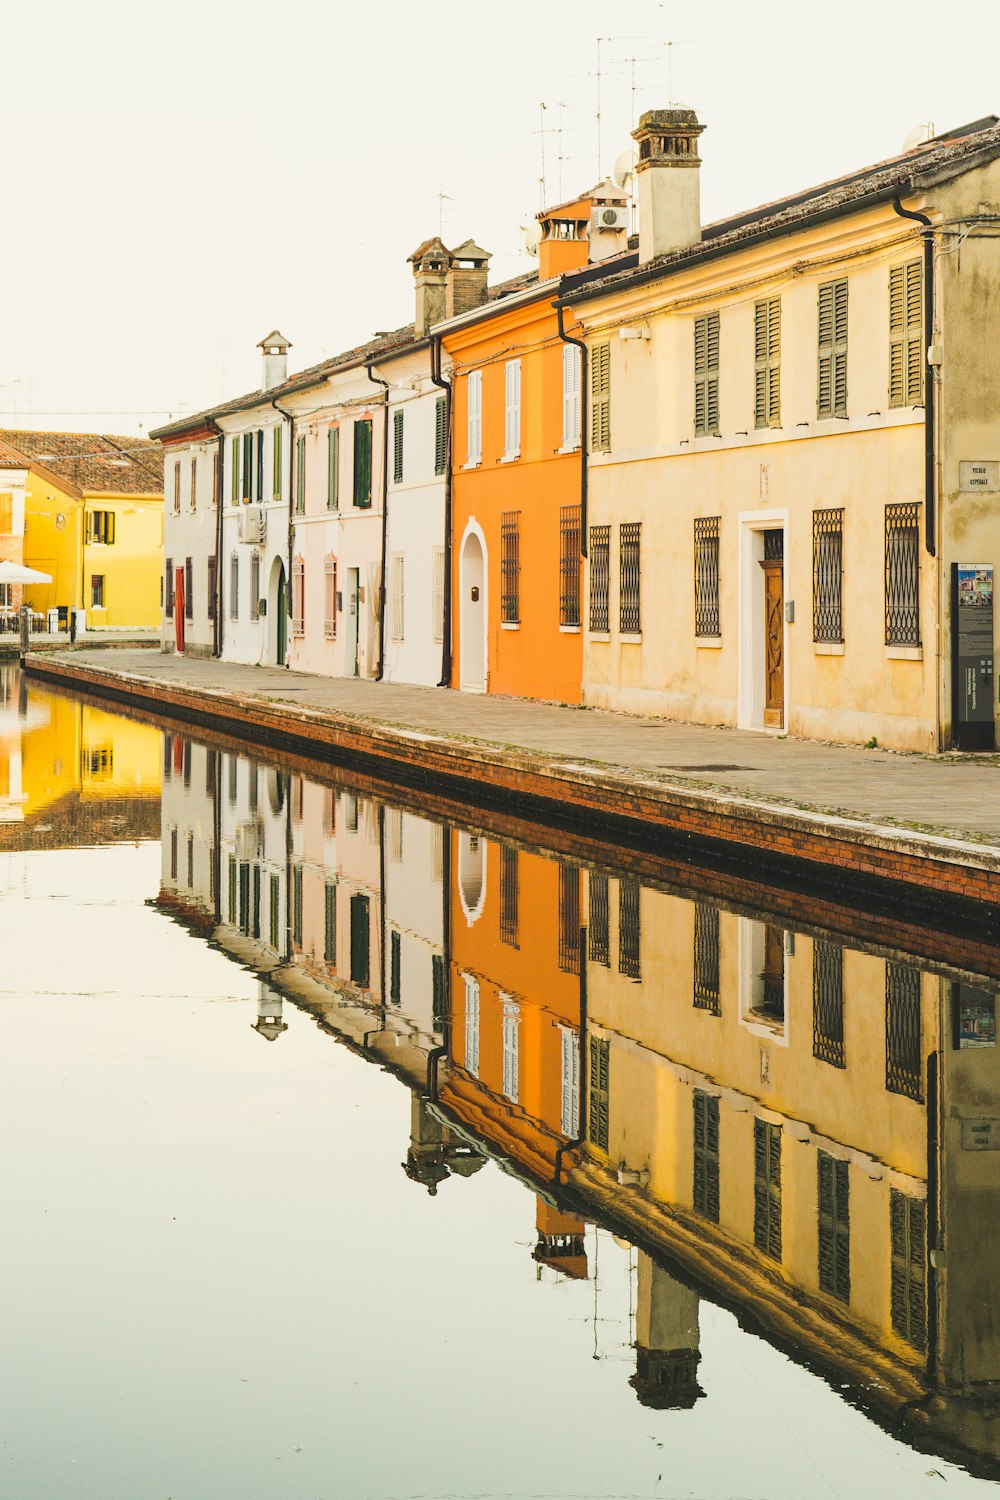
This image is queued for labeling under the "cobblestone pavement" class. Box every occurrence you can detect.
[35,649,1000,846]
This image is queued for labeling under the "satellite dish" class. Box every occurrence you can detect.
[902,121,935,153]
[523,222,541,256]
[612,148,637,192]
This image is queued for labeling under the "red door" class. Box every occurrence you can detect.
[174,566,185,653]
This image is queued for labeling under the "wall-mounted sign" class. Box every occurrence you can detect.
[952,563,995,749]
[962,1119,1000,1151]
[960,460,1000,492]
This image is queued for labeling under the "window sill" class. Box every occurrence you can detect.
[500,621,520,631]
[620,632,642,644]
[886,645,923,661]
[589,631,611,642]
[559,623,582,634]
[696,635,722,649]
[499,452,520,464]
[461,460,481,471]
[814,641,845,656]
[558,442,582,455]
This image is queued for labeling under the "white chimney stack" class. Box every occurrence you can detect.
[258,330,291,392]
[633,109,706,265]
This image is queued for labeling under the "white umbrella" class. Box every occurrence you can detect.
[0,561,52,585]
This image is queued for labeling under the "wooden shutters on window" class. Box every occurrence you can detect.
[324,555,337,639]
[272,424,283,502]
[694,313,720,435]
[432,547,445,644]
[207,557,217,621]
[753,1118,782,1260]
[590,342,610,451]
[434,396,447,476]
[390,553,404,641]
[818,1151,850,1302]
[693,1089,720,1221]
[249,550,260,621]
[754,299,781,429]
[292,556,305,637]
[466,370,482,465]
[327,426,339,509]
[818,280,848,417]
[353,419,373,507]
[890,261,923,407]
[392,409,404,485]
[588,1035,610,1150]
[231,437,240,504]
[562,343,582,448]
[504,359,521,459]
[890,1189,927,1350]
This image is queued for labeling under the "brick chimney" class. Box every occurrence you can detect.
[258,330,291,391]
[633,109,705,264]
[445,240,491,318]
[408,238,452,338]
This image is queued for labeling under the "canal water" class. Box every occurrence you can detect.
[2,667,1000,1500]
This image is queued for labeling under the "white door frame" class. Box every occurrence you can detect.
[737,507,789,732]
[459,519,488,694]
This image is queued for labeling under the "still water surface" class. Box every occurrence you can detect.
[2,669,999,1500]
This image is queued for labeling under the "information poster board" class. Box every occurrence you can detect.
[953,563,995,749]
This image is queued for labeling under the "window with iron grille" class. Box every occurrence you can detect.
[818,279,848,417]
[818,1151,850,1302]
[619,522,641,633]
[500,845,519,947]
[753,1117,782,1260]
[390,553,404,642]
[389,929,402,1004]
[207,557,217,621]
[434,396,447,476]
[890,1188,926,1350]
[292,556,305,637]
[560,505,582,626]
[693,517,720,636]
[250,550,260,622]
[754,298,781,429]
[229,552,239,621]
[295,435,306,514]
[589,525,611,632]
[589,872,610,965]
[693,1089,720,1221]
[619,877,640,980]
[813,940,845,1066]
[694,312,720,436]
[589,1034,610,1150]
[189,456,198,511]
[886,961,922,1100]
[165,559,174,619]
[324,882,336,964]
[889,260,923,407]
[590,342,610,451]
[392,409,404,485]
[324,554,337,639]
[184,558,193,620]
[885,503,921,646]
[501,511,520,624]
[812,508,844,643]
[693,902,720,1013]
[327,426,339,509]
[558,864,580,974]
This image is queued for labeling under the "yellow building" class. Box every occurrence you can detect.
[0,430,164,630]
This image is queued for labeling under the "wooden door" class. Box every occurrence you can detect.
[761,536,784,728]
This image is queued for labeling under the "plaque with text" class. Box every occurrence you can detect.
[952,563,995,749]
[960,460,1000,492]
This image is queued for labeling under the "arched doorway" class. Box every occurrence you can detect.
[459,527,487,693]
[268,558,287,666]
[457,831,486,925]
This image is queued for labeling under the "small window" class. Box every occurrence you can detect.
[229,552,239,621]
[813,940,845,1066]
[693,1090,720,1221]
[754,298,781,429]
[324,554,337,639]
[91,574,105,608]
[817,279,848,418]
[589,525,611,632]
[813,508,844,643]
[885,502,921,646]
[558,864,580,974]
[693,903,720,1013]
[292,556,305,637]
[619,522,641,633]
[559,506,582,626]
[86,510,115,545]
[619,877,640,980]
[249,550,260,622]
[353,418,373,507]
[694,312,720,436]
[886,962,922,1100]
[499,845,518,947]
[501,511,520,624]
[588,872,610,966]
[694,517,720,636]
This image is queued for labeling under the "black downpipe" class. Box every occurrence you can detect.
[210,420,224,658]
[556,304,588,558]
[367,364,390,681]
[892,195,936,557]
[427,822,452,1101]
[271,397,296,662]
[429,337,453,685]
[552,923,588,1189]
[926,1046,940,1382]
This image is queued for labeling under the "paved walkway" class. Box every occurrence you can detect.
[32,649,1000,848]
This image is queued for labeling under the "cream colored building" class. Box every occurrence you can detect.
[562,113,1000,751]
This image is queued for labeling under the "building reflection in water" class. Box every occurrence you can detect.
[154,727,1000,1480]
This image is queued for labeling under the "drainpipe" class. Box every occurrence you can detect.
[427,821,452,1102]
[366,363,390,681]
[891,195,936,559]
[271,396,295,667]
[430,335,453,685]
[556,303,588,559]
[208,419,224,658]
[552,923,587,1190]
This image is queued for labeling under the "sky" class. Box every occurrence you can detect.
[2,0,999,437]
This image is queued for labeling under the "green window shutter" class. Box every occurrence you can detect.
[295,435,306,513]
[889,262,922,406]
[434,396,447,476]
[818,279,848,418]
[242,432,252,501]
[350,892,370,986]
[353,418,373,507]
[272,424,282,502]
[754,302,768,427]
[327,427,339,509]
[392,409,404,485]
[905,260,923,404]
[231,436,239,505]
[590,342,610,452]
[755,299,780,428]
[695,312,720,436]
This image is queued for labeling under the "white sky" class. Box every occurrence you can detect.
[2,0,998,437]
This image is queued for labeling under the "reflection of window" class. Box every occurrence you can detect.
[464,975,480,1077]
[818,1151,850,1302]
[753,1118,782,1261]
[228,855,237,924]
[432,953,446,1029]
[291,865,303,947]
[558,865,580,973]
[90,574,105,608]
[324,883,336,965]
[269,873,280,950]
[560,1027,580,1137]
[500,845,518,947]
[693,903,720,1013]
[170,827,178,880]
[588,1035,610,1151]
[502,997,519,1103]
[349,893,370,987]
[741,919,788,1037]
[588,873,610,966]
[890,1189,926,1350]
[389,929,402,1005]
[886,962,922,1099]
[619,878,640,980]
[693,1089,720,1222]
[813,941,845,1066]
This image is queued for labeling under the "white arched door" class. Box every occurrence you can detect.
[459,528,487,693]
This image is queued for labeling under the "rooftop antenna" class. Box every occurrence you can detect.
[653,16,694,106]
[438,188,454,237]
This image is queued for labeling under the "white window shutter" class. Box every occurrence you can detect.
[505,360,521,458]
[467,371,482,465]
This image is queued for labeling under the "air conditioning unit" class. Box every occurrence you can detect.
[235,820,263,861]
[238,506,266,544]
[594,204,628,231]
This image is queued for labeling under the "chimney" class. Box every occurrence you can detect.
[408,238,452,337]
[258,330,291,392]
[445,239,491,318]
[632,108,705,264]
[537,195,591,281]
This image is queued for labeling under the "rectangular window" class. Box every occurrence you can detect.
[272,424,283,502]
[86,510,115,544]
[890,1189,926,1350]
[812,508,844,643]
[189,457,198,511]
[885,502,921,646]
[228,855,237,924]
[295,435,306,514]
[238,862,250,935]
[228,755,237,806]
[212,450,220,508]
[500,845,518,947]
[324,555,337,639]
[91,574,105,608]
[169,827,178,881]
[501,510,520,624]
[242,433,253,504]
[431,953,446,1029]
[353,418,373,507]
[619,877,640,980]
[502,999,519,1102]
[693,903,720,1013]
[434,396,447,476]
[562,343,582,448]
[559,505,582,627]
[464,974,480,1076]
[291,864,303,948]
[889,260,923,407]
[255,429,264,503]
[589,525,611,632]
[187,834,194,890]
[754,298,781,429]
[326,426,339,509]
[292,557,305,637]
[0,493,13,534]
[694,312,720,436]
[173,462,181,514]
[813,940,845,1066]
[390,553,404,642]
[504,359,521,459]
[230,436,240,504]
[693,1089,720,1222]
[588,1035,610,1151]
[558,865,581,975]
[184,557,193,620]
[619,522,641,634]
[588,872,610,966]
[350,893,370,987]
[560,1027,580,1138]
[269,873,280,950]
[229,553,239,621]
[591,341,610,451]
[753,1118,782,1261]
[249,550,260,622]
[165,558,174,619]
[392,409,404,485]
[886,961,922,1100]
[389,928,402,1004]
[432,547,445,644]
[207,557,217,621]
[466,370,482,466]
[818,1151,850,1302]
[818,279,848,417]
[693,516,720,636]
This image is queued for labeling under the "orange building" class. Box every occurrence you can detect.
[439,187,631,703]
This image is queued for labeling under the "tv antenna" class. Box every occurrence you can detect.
[437,188,453,237]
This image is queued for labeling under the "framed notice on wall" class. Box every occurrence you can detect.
[952,563,995,750]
